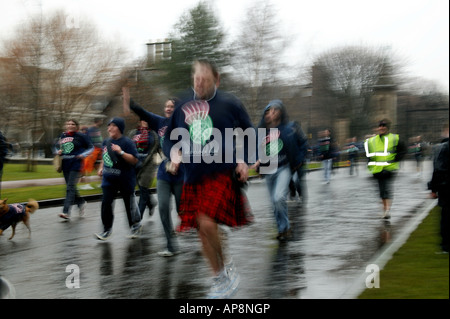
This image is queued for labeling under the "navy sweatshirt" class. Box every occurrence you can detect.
[163,89,255,184]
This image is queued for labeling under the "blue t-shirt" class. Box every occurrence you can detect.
[101,136,139,191]
[58,132,93,172]
[163,89,255,184]
[130,99,184,183]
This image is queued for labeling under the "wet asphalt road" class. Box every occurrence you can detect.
[0,160,435,299]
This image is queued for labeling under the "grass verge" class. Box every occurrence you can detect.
[358,205,449,299]
[2,163,61,181]
[1,184,101,203]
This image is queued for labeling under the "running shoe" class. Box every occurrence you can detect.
[127,224,143,239]
[58,213,70,220]
[157,249,179,257]
[207,269,239,299]
[78,202,86,217]
[95,230,112,241]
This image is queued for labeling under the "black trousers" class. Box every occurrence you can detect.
[374,170,396,200]
[101,184,140,232]
[439,189,449,252]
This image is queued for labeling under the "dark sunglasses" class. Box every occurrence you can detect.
[379,123,387,127]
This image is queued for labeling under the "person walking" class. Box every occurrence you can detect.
[318,129,335,184]
[428,124,449,253]
[123,90,184,257]
[252,100,306,241]
[409,135,424,178]
[344,137,359,176]
[162,59,254,298]
[287,121,309,203]
[0,130,8,198]
[129,119,158,219]
[57,119,93,220]
[94,117,142,240]
[364,119,406,219]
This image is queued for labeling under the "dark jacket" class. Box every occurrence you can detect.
[257,100,306,171]
[129,128,160,188]
[428,138,449,206]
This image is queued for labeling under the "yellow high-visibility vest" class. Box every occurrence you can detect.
[364,133,399,174]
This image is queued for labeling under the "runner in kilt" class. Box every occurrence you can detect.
[163,59,255,298]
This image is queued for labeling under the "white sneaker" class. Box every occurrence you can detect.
[127,224,143,239]
[206,269,239,299]
[95,230,112,241]
[226,262,240,295]
[225,260,239,284]
[157,250,178,257]
[78,202,86,217]
[79,184,94,190]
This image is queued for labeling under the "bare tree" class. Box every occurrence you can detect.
[0,10,128,167]
[311,45,404,138]
[229,0,291,123]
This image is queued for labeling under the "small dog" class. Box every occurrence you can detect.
[0,198,39,240]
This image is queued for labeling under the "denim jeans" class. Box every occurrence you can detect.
[349,156,358,176]
[63,169,85,216]
[323,158,333,183]
[265,165,292,233]
[157,179,183,252]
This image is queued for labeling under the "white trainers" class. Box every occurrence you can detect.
[206,268,239,299]
[79,184,94,190]
[157,250,178,257]
[127,224,143,239]
[78,202,86,217]
[95,230,112,241]
[225,260,239,282]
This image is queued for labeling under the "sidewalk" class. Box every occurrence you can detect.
[1,175,101,189]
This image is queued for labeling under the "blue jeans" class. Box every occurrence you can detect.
[63,169,85,216]
[349,156,358,176]
[265,165,292,233]
[323,158,333,182]
[157,179,183,252]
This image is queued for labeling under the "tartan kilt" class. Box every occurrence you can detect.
[178,170,253,231]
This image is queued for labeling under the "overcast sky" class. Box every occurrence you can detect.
[1,0,448,92]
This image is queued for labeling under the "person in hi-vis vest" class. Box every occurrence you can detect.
[365,119,407,219]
